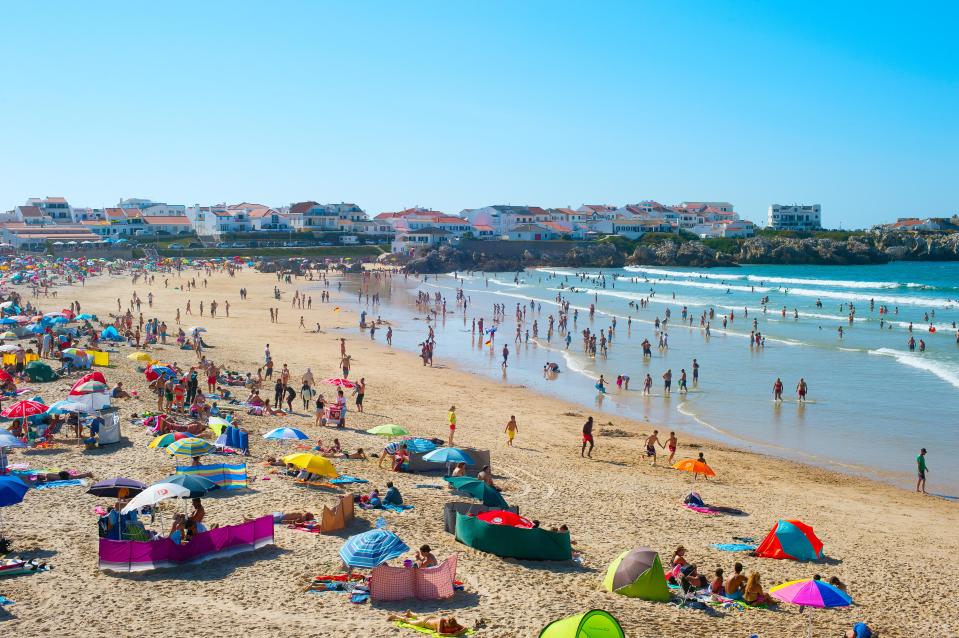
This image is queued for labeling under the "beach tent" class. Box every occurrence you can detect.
[24,361,56,383]
[442,502,520,535]
[454,512,572,561]
[602,547,670,601]
[538,610,625,638]
[755,519,824,561]
[99,326,122,341]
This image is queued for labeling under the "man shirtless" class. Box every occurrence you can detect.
[665,431,678,464]
[796,378,808,403]
[645,430,662,466]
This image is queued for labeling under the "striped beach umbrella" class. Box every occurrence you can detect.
[339,529,409,569]
[166,437,214,457]
[148,432,192,449]
[264,427,309,441]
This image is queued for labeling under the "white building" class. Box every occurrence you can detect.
[118,198,186,217]
[25,197,72,223]
[391,227,453,253]
[768,204,822,231]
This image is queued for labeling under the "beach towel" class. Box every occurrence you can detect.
[683,504,721,515]
[0,595,13,605]
[393,621,474,636]
[382,503,414,513]
[33,479,87,490]
[712,543,757,552]
[328,476,368,485]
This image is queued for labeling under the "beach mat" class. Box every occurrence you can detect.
[394,621,474,636]
[34,479,87,490]
[712,543,757,552]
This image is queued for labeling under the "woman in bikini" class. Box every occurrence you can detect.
[387,612,466,636]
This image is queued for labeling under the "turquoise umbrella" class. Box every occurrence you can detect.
[443,476,508,508]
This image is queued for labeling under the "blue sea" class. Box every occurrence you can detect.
[338,262,959,496]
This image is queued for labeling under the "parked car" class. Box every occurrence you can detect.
[188,242,203,248]
[215,242,229,248]
[167,243,183,250]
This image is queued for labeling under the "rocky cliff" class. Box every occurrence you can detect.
[400,231,959,273]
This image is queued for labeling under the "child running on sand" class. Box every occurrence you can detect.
[505,415,518,446]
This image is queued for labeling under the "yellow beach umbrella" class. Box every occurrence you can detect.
[127,351,153,362]
[281,453,338,478]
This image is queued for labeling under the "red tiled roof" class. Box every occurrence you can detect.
[44,197,68,203]
[289,201,319,216]
[18,206,44,217]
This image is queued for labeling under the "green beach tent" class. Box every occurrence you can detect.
[602,547,670,601]
[538,610,625,638]
[24,360,57,383]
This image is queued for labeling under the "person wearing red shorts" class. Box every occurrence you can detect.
[581,416,594,458]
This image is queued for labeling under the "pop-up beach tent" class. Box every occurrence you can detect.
[539,610,625,638]
[602,547,670,601]
[755,519,824,561]
[454,513,572,560]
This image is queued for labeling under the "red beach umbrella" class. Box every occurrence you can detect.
[1,400,48,419]
[476,510,534,528]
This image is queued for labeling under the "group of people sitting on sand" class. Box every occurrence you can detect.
[668,548,847,606]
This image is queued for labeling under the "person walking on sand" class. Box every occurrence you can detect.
[581,416,594,458]
[447,406,457,446]
[353,377,365,413]
[773,377,784,402]
[645,430,662,466]
[917,447,929,494]
[505,415,518,447]
[796,378,808,403]
[666,431,678,464]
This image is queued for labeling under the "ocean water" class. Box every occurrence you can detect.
[334,262,959,496]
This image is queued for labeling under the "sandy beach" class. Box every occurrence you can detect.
[2,265,956,638]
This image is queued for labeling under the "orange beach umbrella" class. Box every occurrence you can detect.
[672,459,716,477]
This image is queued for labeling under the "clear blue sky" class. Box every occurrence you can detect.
[1,2,955,227]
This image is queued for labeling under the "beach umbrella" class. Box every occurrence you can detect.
[0,318,15,325]
[76,314,95,320]
[86,477,146,498]
[0,345,17,353]
[281,453,338,478]
[476,509,533,528]
[207,416,231,435]
[68,379,107,394]
[0,432,26,449]
[61,348,87,358]
[121,482,190,514]
[127,351,152,362]
[188,326,207,333]
[165,437,214,457]
[324,377,355,388]
[366,424,408,437]
[148,432,192,449]
[0,400,48,419]
[672,459,716,477]
[158,474,219,498]
[0,475,29,536]
[443,476,508,508]
[264,427,309,441]
[770,579,852,638]
[423,447,474,465]
[339,528,409,569]
[0,332,16,340]
[45,400,92,415]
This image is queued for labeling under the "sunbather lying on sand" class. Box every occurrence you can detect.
[22,470,93,484]
[274,511,315,524]
[387,612,466,636]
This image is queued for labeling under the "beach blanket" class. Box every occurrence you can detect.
[382,503,414,513]
[684,504,721,515]
[305,573,365,593]
[175,463,247,489]
[712,543,757,552]
[0,560,52,578]
[328,476,368,485]
[0,595,13,605]
[394,621,474,636]
[34,479,87,490]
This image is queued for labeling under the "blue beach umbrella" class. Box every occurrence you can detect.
[0,318,17,325]
[422,447,474,465]
[263,427,309,441]
[339,528,409,569]
[158,474,219,498]
[403,438,437,454]
[0,475,28,507]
